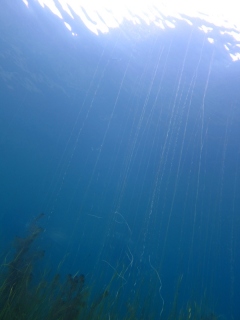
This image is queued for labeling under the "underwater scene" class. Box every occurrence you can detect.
[0,1,240,319]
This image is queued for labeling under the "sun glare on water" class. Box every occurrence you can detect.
[22,0,240,60]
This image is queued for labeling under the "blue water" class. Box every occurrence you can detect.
[1,1,240,319]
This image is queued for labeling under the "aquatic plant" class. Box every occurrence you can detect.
[0,214,220,320]
[0,213,45,319]
[47,273,87,320]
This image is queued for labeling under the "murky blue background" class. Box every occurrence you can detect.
[1,1,240,318]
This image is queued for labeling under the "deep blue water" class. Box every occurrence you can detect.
[1,1,240,319]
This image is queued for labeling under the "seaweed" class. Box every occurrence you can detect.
[48,273,87,320]
[0,213,45,319]
[0,214,221,320]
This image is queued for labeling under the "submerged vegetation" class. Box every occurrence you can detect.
[0,214,220,320]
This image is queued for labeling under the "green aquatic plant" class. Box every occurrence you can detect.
[47,273,87,320]
[0,214,221,320]
[0,213,45,319]
[0,213,90,320]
